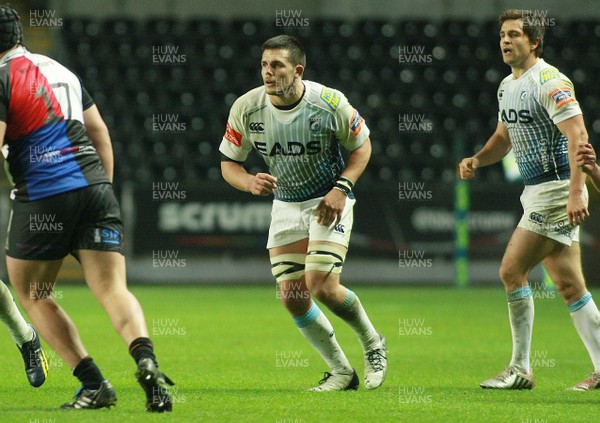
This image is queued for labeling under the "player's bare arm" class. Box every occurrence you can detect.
[459,121,511,180]
[221,161,277,196]
[0,120,6,149]
[557,114,589,225]
[576,143,600,192]
[316,138,371,227]
[83,105,114,182]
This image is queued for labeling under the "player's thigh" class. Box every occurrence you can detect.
[499,227,557,284]
[6,192,79,261]
[267,199,313,251]
[6,256,63,304]
[269,239,311,312]
[269,238,309,288]
[542,242,587,301]
[78,249,127,297]
[304,198,354,291]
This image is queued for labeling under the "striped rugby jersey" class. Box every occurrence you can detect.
[219,80,369,202]
[0,46,109,201]
[497,59,582,185]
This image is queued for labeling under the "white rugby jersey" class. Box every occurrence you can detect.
[497,59,582,185]
[219,80,369,202]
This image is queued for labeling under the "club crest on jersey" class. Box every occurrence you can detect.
[549,88,575,108]
[498,90,504,100]
[540,67,559,84]
[320,88,341,111]
[309,116,322,131]
[520,90,528,101]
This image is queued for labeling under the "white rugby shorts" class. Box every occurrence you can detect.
[266,197,355,249]
[517,180,587,246]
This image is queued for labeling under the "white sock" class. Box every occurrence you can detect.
[330,288,379,351]
[0,281,33,346]
[570,293,600,371]
[507,286,534,373]
[295,302,353,374]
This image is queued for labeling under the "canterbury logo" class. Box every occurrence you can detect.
[334,224,345,234]
[249,122,264,132]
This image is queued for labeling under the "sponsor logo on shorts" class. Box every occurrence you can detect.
[94,228,121,246]
[529,212,545,224]
[554,220,572,238]
[334,224,345,234]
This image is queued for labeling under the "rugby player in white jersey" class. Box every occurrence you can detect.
[459,9,600,390]
[220,35,387,391]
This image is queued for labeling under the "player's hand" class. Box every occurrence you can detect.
[576,143,598,175]
[315,189,346,227]
[458,157,480,180]
[567,191,589,226]
[248,173,277,196]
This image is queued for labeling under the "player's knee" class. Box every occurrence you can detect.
[270,253,306,283]
[308,283,337,304]
[499,263,525,289]
[305,244,346,275]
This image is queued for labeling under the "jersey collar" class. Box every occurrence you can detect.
[0,45,28,66]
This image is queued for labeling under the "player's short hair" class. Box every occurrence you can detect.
[0,5,23,53]
[499,9,545,57]
[262,35,306,67]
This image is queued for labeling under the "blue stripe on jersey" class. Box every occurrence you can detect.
[10,120,89,200]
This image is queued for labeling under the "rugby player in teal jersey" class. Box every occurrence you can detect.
[220,35,387,391]
[460,9,600,391]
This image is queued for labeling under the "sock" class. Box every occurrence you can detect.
[570,293,600,371]
[129,337,156,365]
[0,281,34,346]
[507,286,534,373]
[73,357,104,389]
[294,302,352,374]
[329,288,379,351]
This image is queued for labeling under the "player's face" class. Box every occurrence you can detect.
[260,49,300,97]
[499,19,536,68]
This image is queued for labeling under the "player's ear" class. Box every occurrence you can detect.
[295,64,304,79]
[530,37,540,55]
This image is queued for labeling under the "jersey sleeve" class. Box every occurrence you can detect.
[539,71,582,124]
[334,93,370,151]
[0,67,9,122]
[219,98,253,162]
[82,85,94,110]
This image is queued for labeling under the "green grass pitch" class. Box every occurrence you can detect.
[0,285,597,422]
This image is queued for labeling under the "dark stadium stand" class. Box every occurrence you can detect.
[59,19,600,186]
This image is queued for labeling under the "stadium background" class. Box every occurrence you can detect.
[1,0,599,287]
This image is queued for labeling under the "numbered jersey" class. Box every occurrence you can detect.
[219,80,369,202]
[0,47,109,201]
[497,59,582,185]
